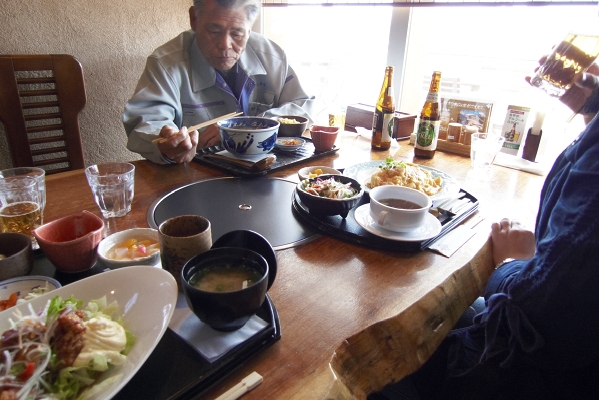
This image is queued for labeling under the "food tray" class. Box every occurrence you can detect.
[27,255,281,400]
[292,189,479,252]
[193,138,339,176]
[115,294,280,400]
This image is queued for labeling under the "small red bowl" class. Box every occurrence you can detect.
[33,210,104,273]
[310,125,339,152]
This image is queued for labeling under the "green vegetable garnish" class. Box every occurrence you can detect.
[379,157,406,170]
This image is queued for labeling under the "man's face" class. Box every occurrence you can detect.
[189,1,252,72]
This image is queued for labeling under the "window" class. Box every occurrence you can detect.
[261,3,598,163]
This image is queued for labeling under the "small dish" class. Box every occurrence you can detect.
[276,115,308,137]
[296,174,363,219]
[0,275,61,310]
[98,228,160,269]
[297,166,341,181]
[353,204,441,242]
[310,125,339,152]
[275,137,306,152]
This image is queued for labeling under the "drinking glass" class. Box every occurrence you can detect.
[470,133,505,172]
[0,176,43,244]
[85,163,135,218]
[0,167,46,223]
[530,33,599,98]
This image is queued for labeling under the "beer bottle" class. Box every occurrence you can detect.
[414,71,441,158]
[371,66,395,150]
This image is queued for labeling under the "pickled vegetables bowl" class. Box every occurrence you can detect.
[98,228,160,269]
[296,174,364,219]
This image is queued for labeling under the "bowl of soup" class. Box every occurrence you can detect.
[217,116,279,156]
[369,185,432,232]
[181,247,272,332]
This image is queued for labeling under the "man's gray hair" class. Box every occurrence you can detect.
[193,0,262,25]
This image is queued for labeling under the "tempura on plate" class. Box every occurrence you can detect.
[366,158,443,196]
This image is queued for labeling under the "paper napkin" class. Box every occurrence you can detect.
[168,294,269,363]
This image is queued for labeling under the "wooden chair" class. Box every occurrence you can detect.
[0,54,87,174]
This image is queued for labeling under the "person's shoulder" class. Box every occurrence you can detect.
[147,30,195,68]
[247,32,286,61]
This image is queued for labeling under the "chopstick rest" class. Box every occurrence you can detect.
[152,111,243,143]
[215,371,263,400]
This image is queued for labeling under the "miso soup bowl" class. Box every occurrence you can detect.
[181,247,272,332]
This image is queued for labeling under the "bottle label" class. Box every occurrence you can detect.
[425,92,439,103]
[416,120,440,150]
[382,111,394,142]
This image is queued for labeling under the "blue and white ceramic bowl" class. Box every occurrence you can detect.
[217,117,279,156]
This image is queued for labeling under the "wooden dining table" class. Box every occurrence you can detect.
[41,130,546,399]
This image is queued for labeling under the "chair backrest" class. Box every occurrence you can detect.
[0,54,87,174]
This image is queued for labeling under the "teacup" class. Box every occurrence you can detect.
[369,185,431,232]
[181,247,271,332]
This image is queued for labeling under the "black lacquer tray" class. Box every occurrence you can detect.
[115,295,280,400]
[292,189,479,253]
[193,138,339,176]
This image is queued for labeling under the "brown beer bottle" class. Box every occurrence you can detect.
[414,71,441,158]
[371,66,395,150]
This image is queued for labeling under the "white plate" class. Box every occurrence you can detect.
[0,275,61,302]
[0,266,178,400]
[343,161,460,201]
[353,204,441,242]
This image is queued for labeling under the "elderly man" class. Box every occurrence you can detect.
[123,0,315,164]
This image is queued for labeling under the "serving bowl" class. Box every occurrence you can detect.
[217,116,279,156]
[0,232,33,281]
[297,165,341,181]
[0,266,177,400]
[310,125,339,152]
[296,174,364,219]
[276,115,308,137]
[98,228,160,269]
[274,137,305,152]
[33,210,104,273]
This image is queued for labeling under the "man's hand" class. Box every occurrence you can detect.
[490,218,536,267]
[156,125,199,163]
[198,124,222,148]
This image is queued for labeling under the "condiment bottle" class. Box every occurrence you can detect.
[414,71,441,158]
[371,66,395,150]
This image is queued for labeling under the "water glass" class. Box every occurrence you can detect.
[85,163,135,218]
[0,176,43,242]
[0,167,46,222]
[470,133,505,171]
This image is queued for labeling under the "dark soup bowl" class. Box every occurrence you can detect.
[181,247,270,332]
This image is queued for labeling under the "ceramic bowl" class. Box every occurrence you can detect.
[274,137,306,152]
[310,125,339,152]
[98,228,160,269]
[297,165,341,181]
[33,210,104,273]
[369,185,432,232]
[181,247,271,332]
[276,115,308,137]
[0,275,61,310]
[217,117,279,156]
[296,174,364,219]
[0,233,33,281]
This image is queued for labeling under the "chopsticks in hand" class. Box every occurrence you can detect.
[215,371,263,400]
[152,111,243,143]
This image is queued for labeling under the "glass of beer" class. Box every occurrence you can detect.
[0,167,46,223]
[0,176,43,245]
[530,33,599,98]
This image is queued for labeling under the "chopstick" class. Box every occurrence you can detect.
[214,371,263,400]
[152,111,243,143]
